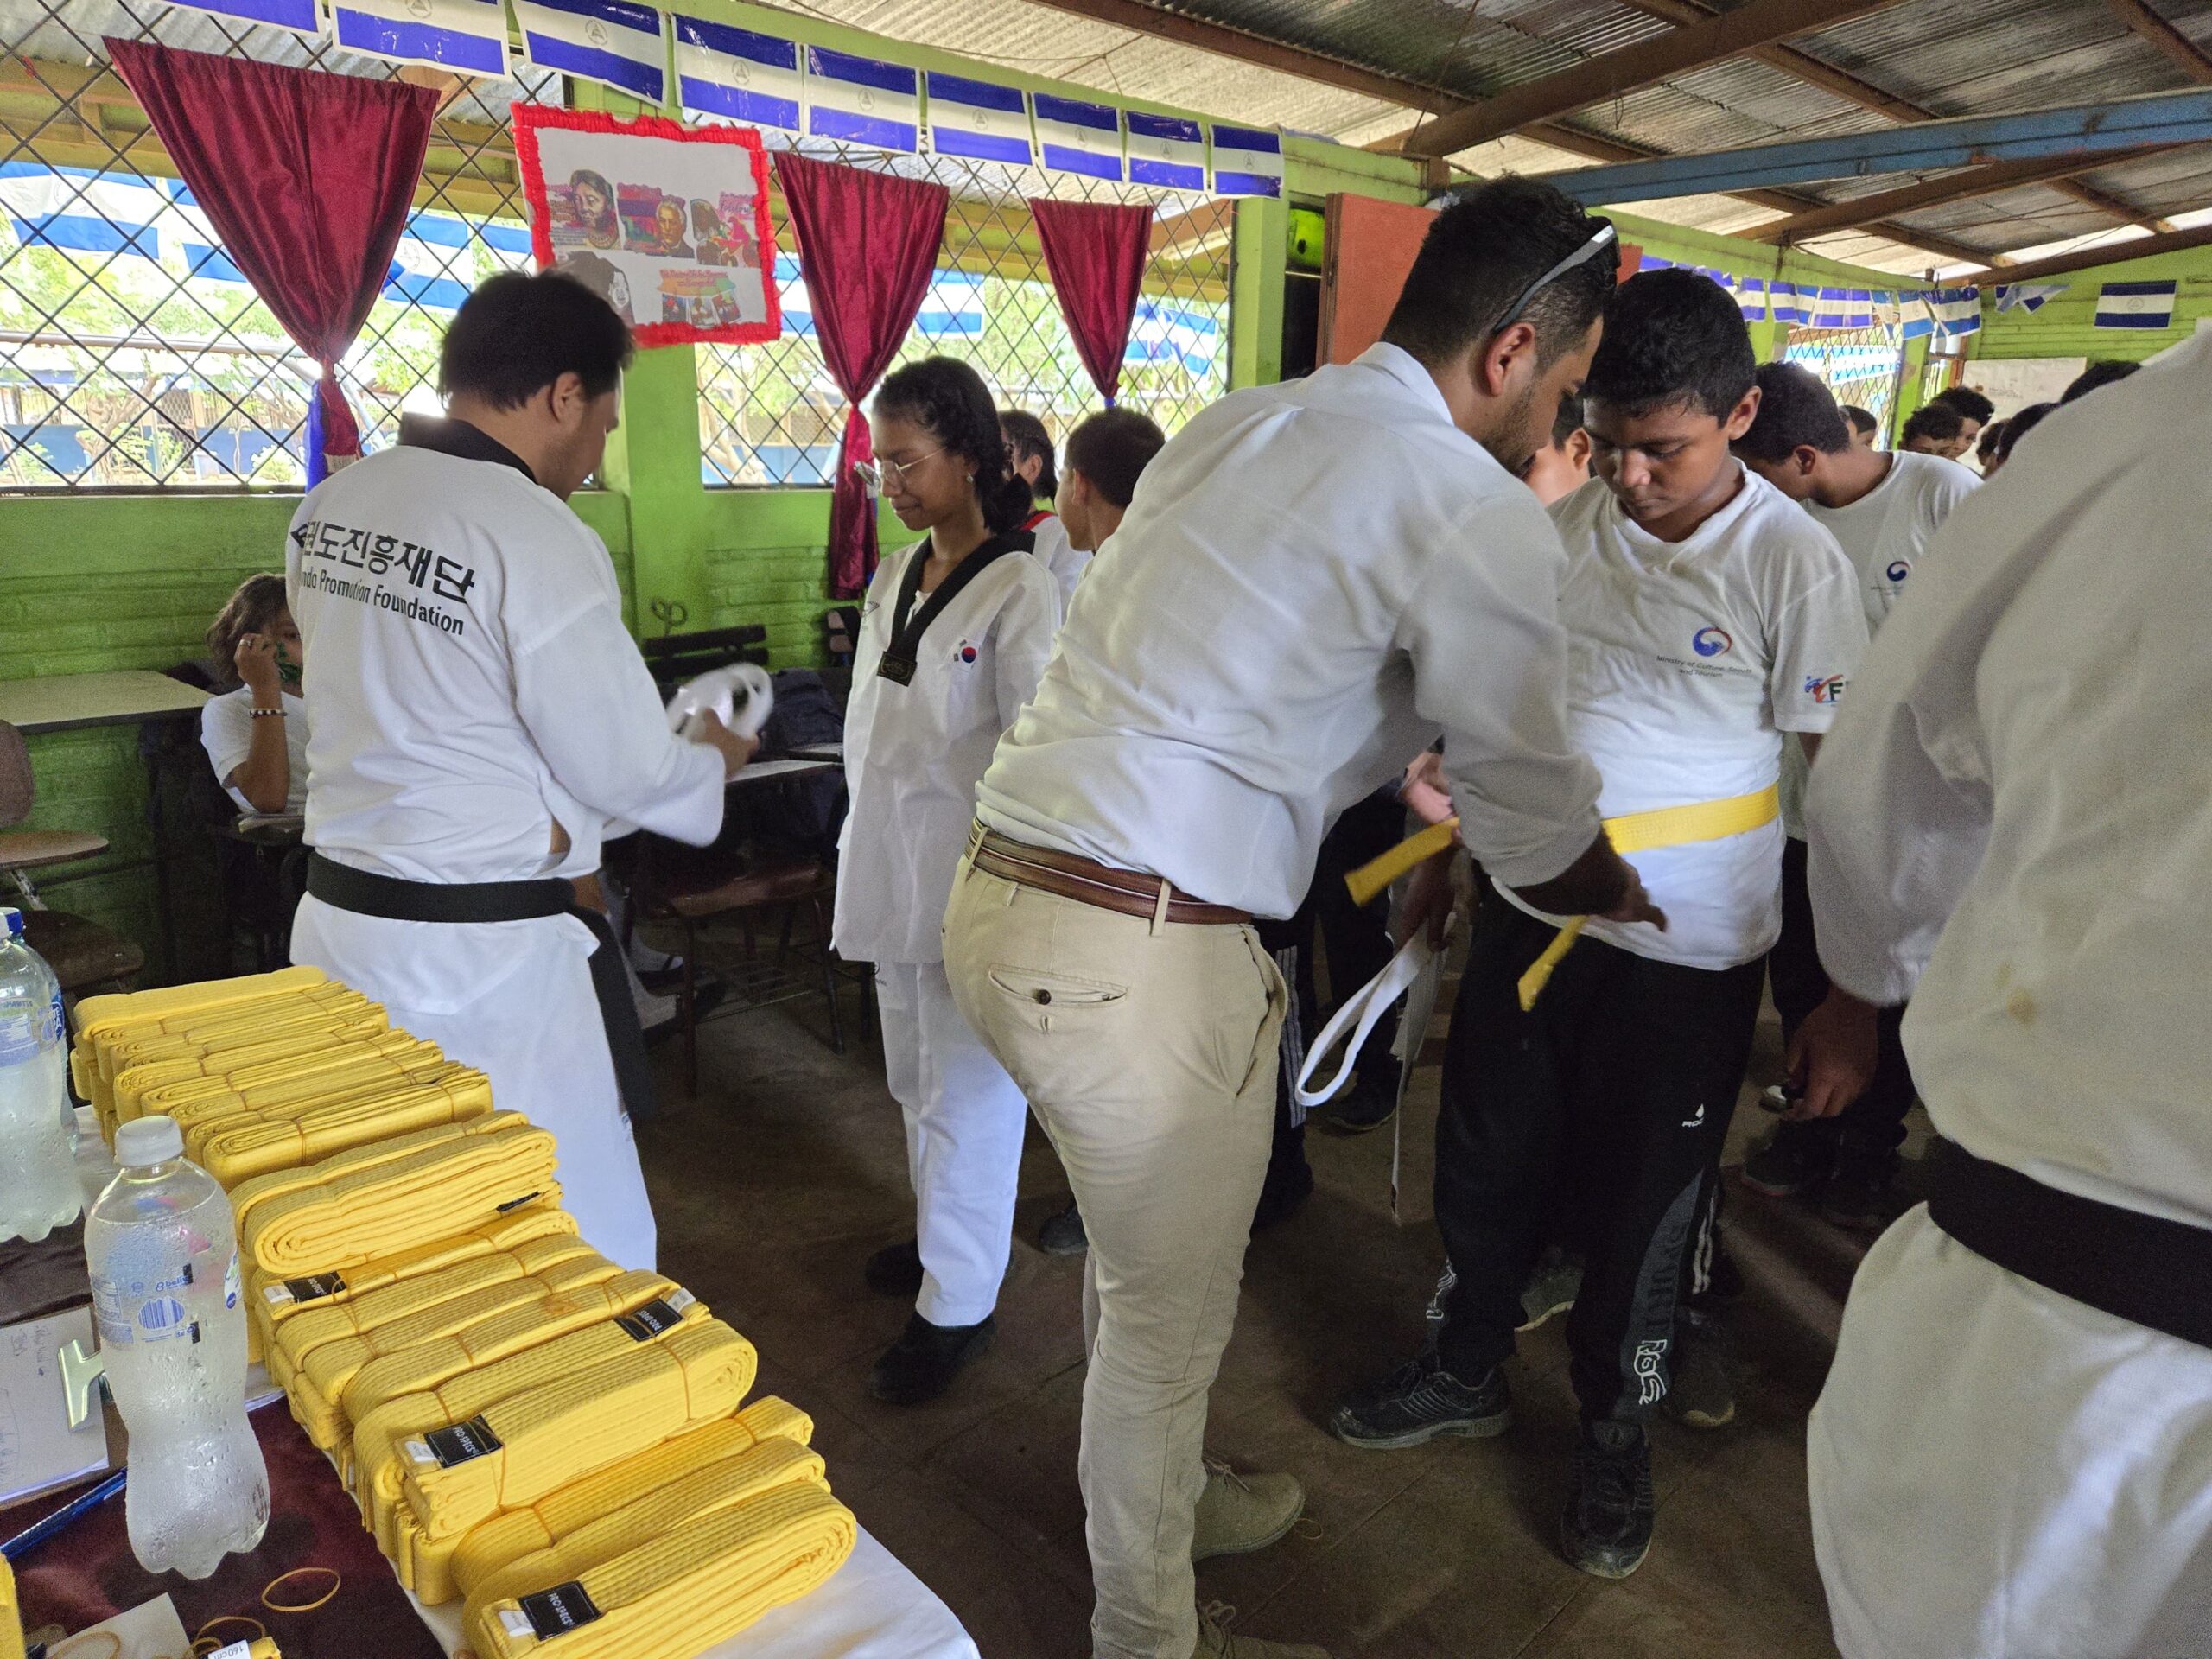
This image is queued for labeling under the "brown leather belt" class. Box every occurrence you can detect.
[968,824,1250,926]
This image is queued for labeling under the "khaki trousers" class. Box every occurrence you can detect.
[944,857,1286,1659]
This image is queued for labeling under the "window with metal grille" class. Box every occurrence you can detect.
[1783,325,1907,437]
[0,0,552,490]
[696,137,1230,489]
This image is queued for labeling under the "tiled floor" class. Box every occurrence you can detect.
[638,980,1868,1659]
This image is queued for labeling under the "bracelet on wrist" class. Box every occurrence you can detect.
[249,706,286,718]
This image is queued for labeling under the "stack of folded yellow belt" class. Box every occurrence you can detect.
[282,1243,619,1446]
[463,1481,856,1659]
[108,1003,394,1123]
[232,1114,559,1281]
[156,1040,454,1145]
[459,1427,826,1628]
[449,1398,815,1601]
[192,1066,494,1187]
[1,1554,23,1659]
[251,1201,576,1367]
[72,965,336,1127]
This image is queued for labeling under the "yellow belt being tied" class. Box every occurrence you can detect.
[451,1398,815,1599]
[463,1482,857,1659]
[460,1436,829,1628]
[1343,784,1780,1010]
[232,1114,559,1278]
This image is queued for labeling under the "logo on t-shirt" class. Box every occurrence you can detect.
[1691,626,1733,658]
[1885,559,1911,584]
[956,640,978,664]
[1805,673,1847,704]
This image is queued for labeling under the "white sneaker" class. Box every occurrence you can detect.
[1192,1459,1305,1561]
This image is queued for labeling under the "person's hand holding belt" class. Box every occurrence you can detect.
[688,709,761,779]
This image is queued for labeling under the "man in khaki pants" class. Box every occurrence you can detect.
[944,178,1659,1659]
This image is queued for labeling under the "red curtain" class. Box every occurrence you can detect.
[772,152,950,597]
[1029,198,1154,404]
[106,38,436,482]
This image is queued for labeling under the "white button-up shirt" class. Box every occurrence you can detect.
[1808,327,2212,1226]
[976,343,1602,918]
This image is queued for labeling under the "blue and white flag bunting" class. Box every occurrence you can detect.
[1126,111,1205,191]
[1033,93,1123,181]
[1127,297,1219,375]
[774,254,983,338]
[1928,286,1981,338]
[1994,281,2067,314]
[160,0,319,36]
[926,72,1033,167]
[1210,124,1281,197]
[1805,287,1874,330]
[0,162,165,259]
[806,47,919,154]
[674,18,804,133]
[2095,278,2176,329]
[332,0,507,76]
[515,0,666,105]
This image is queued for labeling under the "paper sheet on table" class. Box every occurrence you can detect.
[48,1591,188,1659]
[0,1308,111,1506]
[410,1527,978,1659]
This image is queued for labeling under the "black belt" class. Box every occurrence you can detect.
[1927,1137,2212,1351]
[305,852,657,1123]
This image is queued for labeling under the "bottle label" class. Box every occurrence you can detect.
[515,1581,603,1639]
[92,1263,197,1348]
[223,1251,241,1312]
[422,1414,503,1468]
[613,1297,686,1340]
[0,992,62,1064]
[208,1643,254,1659]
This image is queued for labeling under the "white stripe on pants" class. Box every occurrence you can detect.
[944,861,1285,1659]
[875,959,1030,1329]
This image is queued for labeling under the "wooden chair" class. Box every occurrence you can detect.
[0,720,145,995]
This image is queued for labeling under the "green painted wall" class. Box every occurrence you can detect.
[1971,242,2212,363]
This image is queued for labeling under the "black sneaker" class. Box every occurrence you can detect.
[1739,1121,1839,1198]
[1561,1419,1655,1579]
[1819,1160,1906,1231]
[868,1312,995,1404]
[1662,1308,1736,1430]
[1038,1202,1088,1256]
[1320,1065,1402,1135]
[864,1238,924,1297]
[1330,1351,1512,1449]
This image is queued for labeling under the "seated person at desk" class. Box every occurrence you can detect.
[200,573,309,817]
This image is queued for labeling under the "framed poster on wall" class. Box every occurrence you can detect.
[512,103,782,347]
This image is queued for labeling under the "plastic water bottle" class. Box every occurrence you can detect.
[85,1115,270,1578]
[0,906,79,1243]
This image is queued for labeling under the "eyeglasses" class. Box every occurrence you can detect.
[1492,222,1620,336]
[854,448,942,495]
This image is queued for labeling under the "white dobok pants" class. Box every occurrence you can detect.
[292,895,659,1273]
[874,959,1028,1329]
[1810,1205,2212,1659]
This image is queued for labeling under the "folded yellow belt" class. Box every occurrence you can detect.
[156,1037,446,1135]
[198,1070,495,1188]
[93,987,374,1123]
[73,966,335,1123]
[461,1435,828,1624]
[234,1115,558,1279]
[109,1001,389,1122]
[1,1553,23,1659]
[464,1482,856,1659]
[450,1398,814,1600]
[251,1201,578,1365]
[284,1246,617,1446]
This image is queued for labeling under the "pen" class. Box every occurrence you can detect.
[2,1469,127,1562]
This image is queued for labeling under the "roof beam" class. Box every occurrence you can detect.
[1734,147,2171,242]
[1539,88,2212,200]
[1397,0,1908,158]
[2106,0,2212,85]
[1975,219,2212,280]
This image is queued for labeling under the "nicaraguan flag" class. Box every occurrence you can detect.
[674,18,803,131]
[775,254,985,339]
[1126,111,1205,191]
[385,213,531,310]
[2094,278,2175,329]
[1126,297,1220,374]
[807,47,919,153]
[1807,286,1873,330]
[515,0,667,105]
[1993,281,2067,314]
[1033,93,1123,181]
[159,0,319,35]
[0,162,167,259]
[1763,281,1808,325]
[333,0,506,75]
[927,72,1032,166]
[1929,285,1980,337]
[1210,124,1281,197]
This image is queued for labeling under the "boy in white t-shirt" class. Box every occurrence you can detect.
[1332,270,1874,1580]
[1731,363,1978,1226]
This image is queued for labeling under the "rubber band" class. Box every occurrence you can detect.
[194,1615,268,1646]
[261,1566,341,1613]
[51,1635,123,1659]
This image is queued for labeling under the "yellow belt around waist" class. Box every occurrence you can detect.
[449,1398,815,1599]
[464,1482,856,1659]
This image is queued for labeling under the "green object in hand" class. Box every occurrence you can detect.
[278,658,302,686]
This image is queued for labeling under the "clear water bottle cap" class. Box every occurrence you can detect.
[115,1115,185,1167]
[1,906,21,940]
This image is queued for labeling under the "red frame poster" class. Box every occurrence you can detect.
[512,103,783,348]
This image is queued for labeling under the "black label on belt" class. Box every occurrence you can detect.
[520,1580,604,1638]
[281,1272,346,1305]
[615,1298,683,1340]
[424,1414,503,1467]
[495,1191,543,1214]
